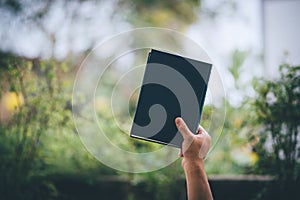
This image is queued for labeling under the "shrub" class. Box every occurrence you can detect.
[0,54,73,199]
[253,64,300,199]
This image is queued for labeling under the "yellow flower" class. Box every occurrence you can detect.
[0,92,24,122]
[250,152,259,165]
[3,92,24,111]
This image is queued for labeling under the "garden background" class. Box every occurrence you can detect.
[0,0,299,199]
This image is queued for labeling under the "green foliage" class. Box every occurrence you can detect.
[202,49,258,175]
[119,0,200,28]
[252,64,300,199]
[0,55,64,199]
[203,103,258,175]
[229,50,249,88]
[253,64,300,179]
[0,54,116,199]
[0,1,280,198]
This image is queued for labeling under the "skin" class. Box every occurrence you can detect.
[175,117,213,200]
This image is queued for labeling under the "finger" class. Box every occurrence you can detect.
[196,126,201,134]
[175,117,193,139]
[178,148,183,157]
[196,125,207,135]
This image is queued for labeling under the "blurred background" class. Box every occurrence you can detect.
[0,0,299,199]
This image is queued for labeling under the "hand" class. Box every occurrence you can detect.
[175,117,213,200]
[175,117,211,164]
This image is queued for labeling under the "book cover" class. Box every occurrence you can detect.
[130,49,212,148]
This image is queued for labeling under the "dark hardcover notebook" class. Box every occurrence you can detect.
[130,49,212,148]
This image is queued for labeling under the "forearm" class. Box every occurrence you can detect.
[183,159,213,200]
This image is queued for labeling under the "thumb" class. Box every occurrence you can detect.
[175,117,192,139]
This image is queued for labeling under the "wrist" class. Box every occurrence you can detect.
[182,157,205,172]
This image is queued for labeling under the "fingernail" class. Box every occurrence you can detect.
[175,117,181,125]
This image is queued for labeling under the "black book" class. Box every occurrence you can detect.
[130,49,212,148]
